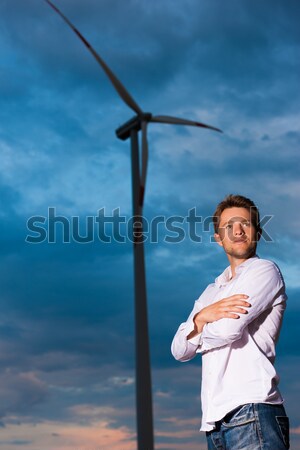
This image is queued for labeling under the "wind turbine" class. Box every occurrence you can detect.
[44,2,222,449]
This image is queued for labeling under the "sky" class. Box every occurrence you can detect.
[0,0,299,449]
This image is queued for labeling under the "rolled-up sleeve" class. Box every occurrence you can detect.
[171,298,205,362]
[196,260,286,354]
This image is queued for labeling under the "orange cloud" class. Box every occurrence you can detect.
[0,417,135,450]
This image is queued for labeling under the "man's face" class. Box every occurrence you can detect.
[214,207,259,260]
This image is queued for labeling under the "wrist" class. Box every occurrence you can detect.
[194,318,206,334]
[194,312,206,334]
[186,318,206,340]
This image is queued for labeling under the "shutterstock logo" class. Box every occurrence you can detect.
[25,207,274,244]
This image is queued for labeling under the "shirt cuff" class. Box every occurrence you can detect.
[187,333,203,346]
[183,317,203,346]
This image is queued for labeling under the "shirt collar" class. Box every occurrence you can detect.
[215,255,259,287]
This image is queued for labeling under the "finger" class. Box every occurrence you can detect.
[226,294,249,301]
[224,312,240,319]
[226,300,251,307]
[221,300,251,308]
[219,306,248,315]
[225,307,249,314]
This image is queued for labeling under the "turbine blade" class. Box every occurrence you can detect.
[44,0,143,115]
[151,115,222,133]
[139,121,149,208]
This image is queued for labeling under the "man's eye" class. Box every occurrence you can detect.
[225,224,232,229]
[242,221,250,227]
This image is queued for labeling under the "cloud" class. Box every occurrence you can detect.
[0,418,135,450]
[0,370,48,419]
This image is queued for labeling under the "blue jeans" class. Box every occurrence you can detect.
[206,403,290,450]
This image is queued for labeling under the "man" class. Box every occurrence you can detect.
[171,194,289,450]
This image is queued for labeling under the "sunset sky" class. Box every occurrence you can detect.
[0,0,299,449]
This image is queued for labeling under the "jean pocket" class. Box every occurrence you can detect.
[222,404,255,428]
[276,416,290,449]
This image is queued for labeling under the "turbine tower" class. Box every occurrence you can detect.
[44,2,222,449]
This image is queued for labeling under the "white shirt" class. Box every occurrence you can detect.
[171,256,287,432]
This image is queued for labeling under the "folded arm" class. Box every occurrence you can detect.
[171,260,286,361]
[196,260,285,353]
[171,292,250,361]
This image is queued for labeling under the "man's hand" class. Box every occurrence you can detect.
[187,294,251,340]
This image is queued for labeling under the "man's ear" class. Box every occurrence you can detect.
[214,233,223,247]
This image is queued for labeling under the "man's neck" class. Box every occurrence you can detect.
[227,254,256,278]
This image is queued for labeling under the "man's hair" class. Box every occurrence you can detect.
[213,194,262,235]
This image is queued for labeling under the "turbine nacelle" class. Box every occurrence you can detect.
[116,113,152,141]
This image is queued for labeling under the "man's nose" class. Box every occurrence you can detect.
[233,222,244,235]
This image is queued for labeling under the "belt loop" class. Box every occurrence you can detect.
[253,403,264,447]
